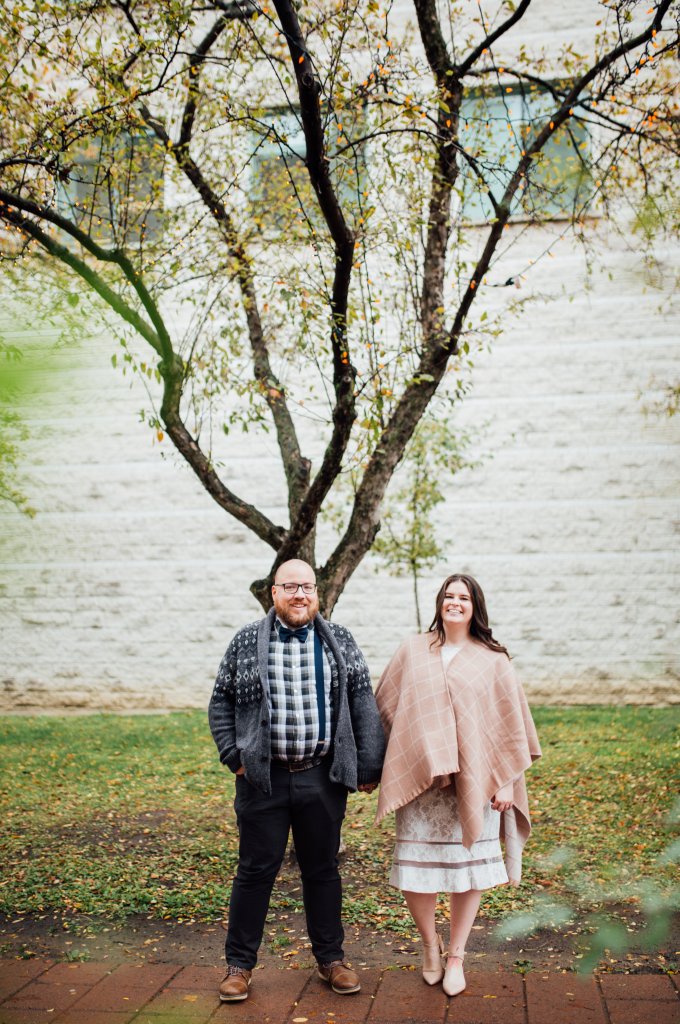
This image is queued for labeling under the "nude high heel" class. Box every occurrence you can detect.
[421,933,444,985]
[442,951,465,997]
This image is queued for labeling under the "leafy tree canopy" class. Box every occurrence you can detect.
[0,0,677,612]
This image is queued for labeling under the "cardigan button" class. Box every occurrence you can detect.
[261,720,267,727]
[260,755,267,762]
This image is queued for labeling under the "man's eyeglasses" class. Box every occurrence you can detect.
[273,583,317,595]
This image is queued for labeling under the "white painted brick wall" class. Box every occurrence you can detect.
[1,229,678,710]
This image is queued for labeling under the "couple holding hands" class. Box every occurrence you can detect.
[209,560,541,1003]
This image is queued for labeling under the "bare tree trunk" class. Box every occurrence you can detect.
[413,561,422,633]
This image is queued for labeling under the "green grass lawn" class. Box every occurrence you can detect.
[1,707,677,933]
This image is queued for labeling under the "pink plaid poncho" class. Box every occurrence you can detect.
[375,635,541,882]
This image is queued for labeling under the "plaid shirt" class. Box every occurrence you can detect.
[268,619,332,762]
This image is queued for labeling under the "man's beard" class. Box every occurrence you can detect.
[275,598,319,628]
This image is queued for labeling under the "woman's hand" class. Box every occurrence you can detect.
[235,766,245,776]
[491,782,513,812]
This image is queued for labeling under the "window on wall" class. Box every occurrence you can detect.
[57,131,165,245]
[458,86,590,223]
[247,107,365,238]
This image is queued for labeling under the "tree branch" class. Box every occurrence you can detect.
[271,0,354,250]
[456,0,534,77]
[211,0,260,16]
[320,0,675,607]
[0,188,175,364]
[158,363,287,550]
[41,10,299,547]
[446,0,676,349]
[0,194,286,551]
[412,0,454,79]
[113,0,141,37]
[412,0,462,366]
[0,199,165,354]
[178,4,257,150]
[115,5,314,524]
[259,0,357,562]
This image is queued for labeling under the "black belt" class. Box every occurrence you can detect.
[273,756,324,773]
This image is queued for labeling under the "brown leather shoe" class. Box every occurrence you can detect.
[317,960,361,994]
[219,965,252,1002]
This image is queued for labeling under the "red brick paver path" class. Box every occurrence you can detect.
[0,960,677,1024]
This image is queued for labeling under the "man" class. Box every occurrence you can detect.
[209,559,385,1003]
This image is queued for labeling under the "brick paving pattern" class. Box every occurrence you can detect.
[0,960,677,1024]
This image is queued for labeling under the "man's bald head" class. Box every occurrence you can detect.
[271,559,319,627]
[273,559,316,585]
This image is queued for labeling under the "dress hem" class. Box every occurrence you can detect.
[389,865,509,894]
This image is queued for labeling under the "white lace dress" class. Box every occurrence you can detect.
[388,643,509,894]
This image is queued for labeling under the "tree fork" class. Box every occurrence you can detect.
[158,355,286,551]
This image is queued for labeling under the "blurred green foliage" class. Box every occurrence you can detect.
[0,302,83,516]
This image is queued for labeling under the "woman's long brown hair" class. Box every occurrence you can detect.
[428,573,509,656]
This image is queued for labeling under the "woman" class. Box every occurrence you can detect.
[375,574,541,996]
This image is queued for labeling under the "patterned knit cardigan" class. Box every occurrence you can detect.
[209,608,386,792]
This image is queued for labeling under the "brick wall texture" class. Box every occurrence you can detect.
[1,223,678,710]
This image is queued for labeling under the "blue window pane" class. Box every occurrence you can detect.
[56,132,165,245]
[248,108,365,238]
[459,87,590,223]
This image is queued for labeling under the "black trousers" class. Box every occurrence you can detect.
[226,760,348,969]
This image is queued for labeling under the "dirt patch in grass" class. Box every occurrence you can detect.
[47,810,174,856]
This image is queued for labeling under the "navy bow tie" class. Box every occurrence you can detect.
[278,624,309,644]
